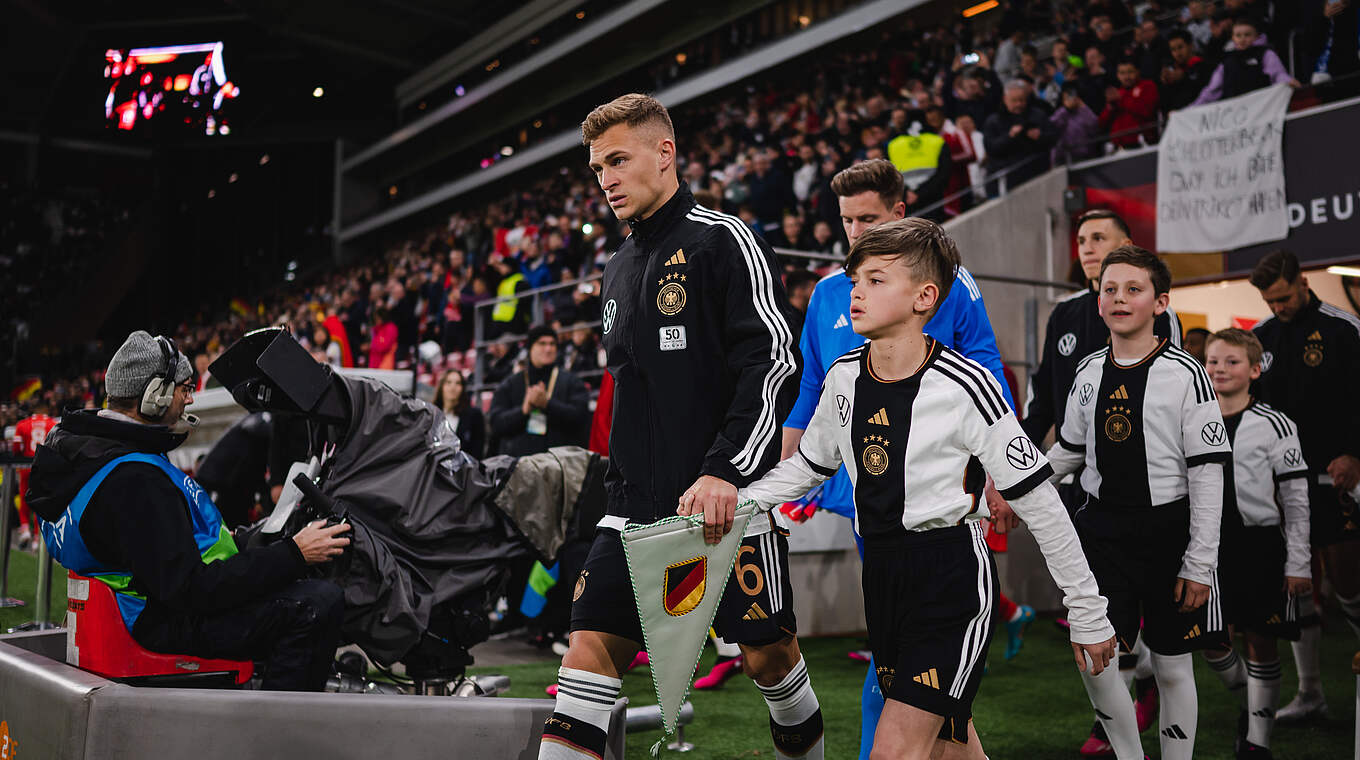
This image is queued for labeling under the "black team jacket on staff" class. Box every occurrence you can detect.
[600,184,801,523]
[1253,291,1360,475]
[1022,286,1182,445]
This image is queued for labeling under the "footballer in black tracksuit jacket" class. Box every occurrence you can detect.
[1022,285,1182,445]
[600,184,801,524]
[1253,291,1360,545]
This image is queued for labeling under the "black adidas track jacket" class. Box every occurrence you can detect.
[600,185,801,523]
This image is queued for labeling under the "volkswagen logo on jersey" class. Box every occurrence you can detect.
[602,299,618,334]
[836,394,851,426]
[1284,448,1302,467]
[1078,383,1094,406]
[1201,421,1227,446]
[1260,351,1273,372]
[1058,332,1077,356]
[1005,436,1039,470]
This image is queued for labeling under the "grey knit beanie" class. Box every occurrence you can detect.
[105,330,192,398]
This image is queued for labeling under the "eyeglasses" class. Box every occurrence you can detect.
[177,381,196,394]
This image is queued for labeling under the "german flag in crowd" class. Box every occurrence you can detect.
[10,377,41,402]
[229,298,251,318]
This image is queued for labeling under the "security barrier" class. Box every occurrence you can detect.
[0,631,626,760]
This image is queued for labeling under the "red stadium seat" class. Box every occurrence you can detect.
[65,571,253,686]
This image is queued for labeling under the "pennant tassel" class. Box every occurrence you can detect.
[622,503,757,746]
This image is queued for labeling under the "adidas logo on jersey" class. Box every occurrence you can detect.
[1308,330,1322,341]
[1265,614,1281,625]
[1108,385,1130,400]
[912,668,940,689]
[1161,724,1189,740]
[743,602,768,621]
[833,313,849,329]
[1183,624,1202,640]
[867,408,890,426]
[665,249,687,266]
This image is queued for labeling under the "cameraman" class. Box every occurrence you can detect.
[26,331,350,692]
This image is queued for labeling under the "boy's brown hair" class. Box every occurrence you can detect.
[581,93,674,146]
[1206,327,1264,366]
[1099,245,1172,295]
[829,159,904,213]
[845,217,958,318]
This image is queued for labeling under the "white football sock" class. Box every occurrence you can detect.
[1290,608,1324,696]
[1079,656,1143,759]
[1132,636,1154,681]
[755,656,824,760]
[712,633,741,659]
[539,667,620,760]
[1204,648,1247,704]
[1151,652,1197,760]
[1245,658,1282,748]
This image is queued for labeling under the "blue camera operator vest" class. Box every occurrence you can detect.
[40,452,239,631]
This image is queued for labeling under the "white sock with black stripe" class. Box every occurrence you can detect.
[1079,658,1143,759]
[1204,647,1247,704]
[1245,658,1282,748]
[539,667,621,760]
[756,656,824,759]
[1151,652,1197,760]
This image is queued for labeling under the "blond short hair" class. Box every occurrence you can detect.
[581,94,674,146]
[1207,327,1264,366]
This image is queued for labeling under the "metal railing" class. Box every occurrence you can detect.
[469,273,604,391]
[1,458,59,631]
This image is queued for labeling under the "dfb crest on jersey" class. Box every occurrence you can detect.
[1058,332,1078,356]
[1079,383,1094,406]
[1006,436,1040,470]
[1104,407,1133,442]
[836,394,851,426]
[1201,421,1226,446]
[1260,351,1273,372]
[602,299,618,334]
[663,557,707,616]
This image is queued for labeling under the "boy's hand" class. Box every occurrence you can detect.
[678,475,737,544]
[1173,577,1211,611]
[1072,635,1118,675]
[985,481,1019,533]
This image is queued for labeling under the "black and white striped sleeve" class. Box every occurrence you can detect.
[740,374,842,511]
[942,351,1053,500]
[690,212,801,485]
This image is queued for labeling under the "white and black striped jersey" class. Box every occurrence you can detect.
[1048,339,1229,585]
[1054,340,1231,506]
[1224,400,1312,577]
[740,339,1114,644]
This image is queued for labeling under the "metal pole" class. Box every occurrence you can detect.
[0,463,25,607]
[33,536,54,626]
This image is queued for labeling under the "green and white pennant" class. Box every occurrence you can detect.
[622,502,756,754]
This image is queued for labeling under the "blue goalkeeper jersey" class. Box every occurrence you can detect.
[784,267,1014,519]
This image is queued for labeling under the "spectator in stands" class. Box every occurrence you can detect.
[1193,16,1300,105]
[389,278,419,363]
[944,57,1003,127]
[983,80,1058,190]
[1183,327,1211,364]
[520,236,555,289]
[1161,30,1213,112]
[1021,45,1062,107]
[783,269,819,342]
[1131,18,1170,80]
[1050,82,1103,163]
[25,331,349,691]
[1203,9,1238,67]
[767,212,811,250]
[889,106,954,219]
[488,255,530,338]
[1184,0,1214,49]
[560,325,602,383]
[808,220,843,257]
[1305,0,1360,84]
[747,149,793,230]
[995,25,1028,80]
[488,326,589,456]
[433,368,485,458]
[479,340,517,386]
[791,143,819,205]
[1077,45,1116,113]
[1101,59,1160,148]
[369,306,398,370]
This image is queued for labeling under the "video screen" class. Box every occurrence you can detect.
[104,42,239,135]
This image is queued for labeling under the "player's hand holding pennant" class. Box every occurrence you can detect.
[621,501,756,754]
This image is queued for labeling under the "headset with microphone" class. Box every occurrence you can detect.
[139,336,199,427]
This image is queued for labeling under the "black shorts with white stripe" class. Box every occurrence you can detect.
[1074,497,1224,655]
[569,526,798,647]
[863,521,996,744]
[1219,524,1301,640]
